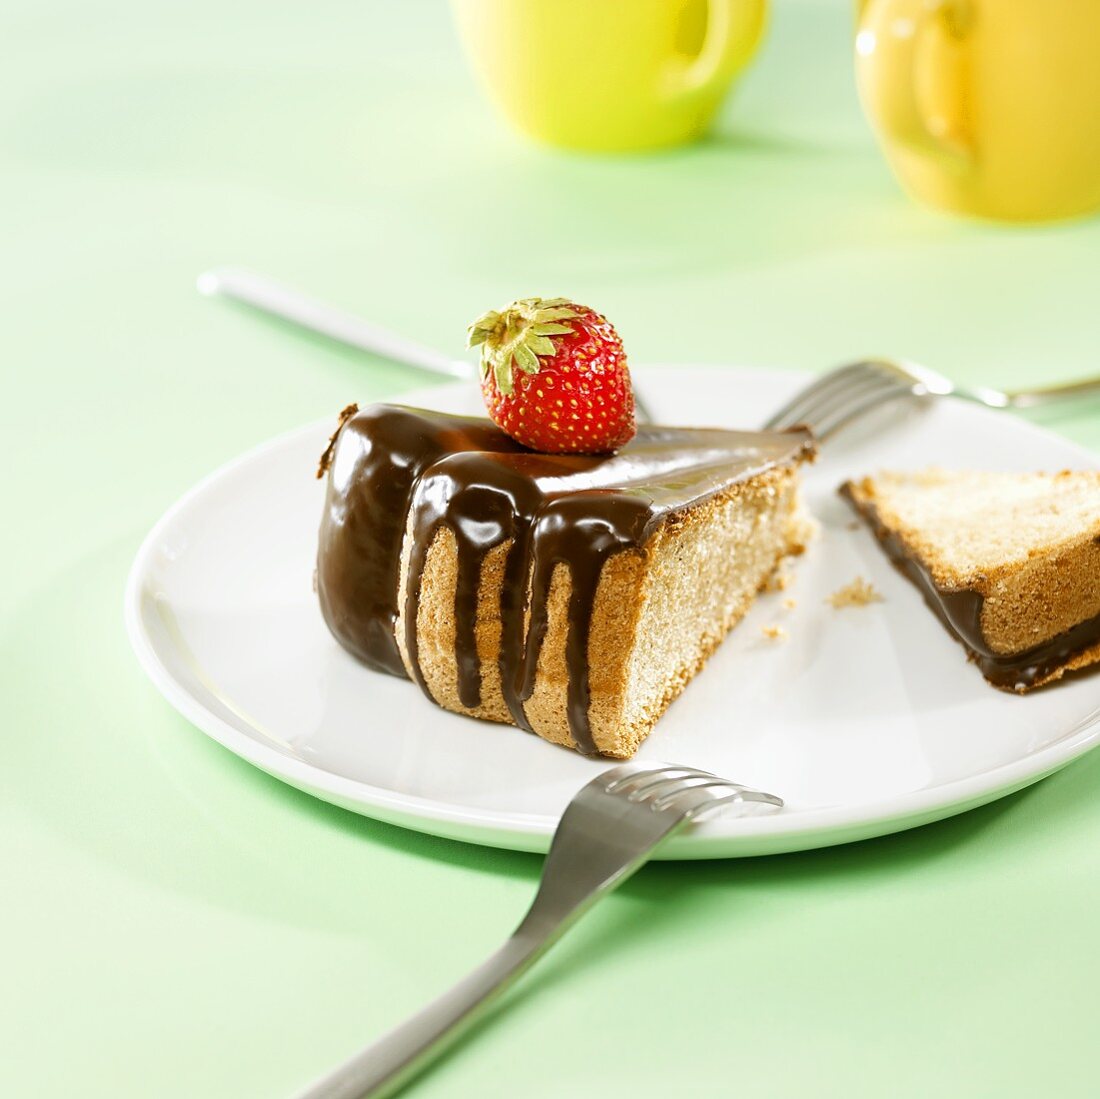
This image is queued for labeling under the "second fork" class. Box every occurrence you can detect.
[293,762,782,1099]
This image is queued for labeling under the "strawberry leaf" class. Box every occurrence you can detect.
[494,355,514,396]
[533,307,580,323]
[526,335,556,358]
[513,342,539,372]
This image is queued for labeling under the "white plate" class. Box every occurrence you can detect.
[125,367,1100,858]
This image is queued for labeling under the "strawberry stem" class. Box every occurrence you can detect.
[466,297,581,396]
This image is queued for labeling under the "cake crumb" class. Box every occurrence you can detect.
[765,563,793,592]
[827,577,883,609]
[316,403,360,479]
[762,624,787,641]
[783,597,797,610]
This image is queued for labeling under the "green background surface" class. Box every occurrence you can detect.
[3,1,1099,1095]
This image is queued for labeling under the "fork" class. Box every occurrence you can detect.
[198,266,657,423]
[292,762,782,1099]
[764,357,1100,441]
[201,268,1100,443]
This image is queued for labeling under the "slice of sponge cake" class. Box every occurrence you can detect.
[842,469,1100,692]
[317,404,815,758]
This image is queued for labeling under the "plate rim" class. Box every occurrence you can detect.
[124,367,1100,858]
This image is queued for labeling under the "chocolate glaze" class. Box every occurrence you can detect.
[317,404,813,754]
[841,485,1100,691]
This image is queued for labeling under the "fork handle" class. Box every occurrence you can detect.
[1007,376,1100,409]
[292,932,551,1099]
[290,813,675,1099]
[197,266,474,380]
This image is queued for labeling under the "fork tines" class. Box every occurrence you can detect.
[765,358,924,440]
[603,763,783,819]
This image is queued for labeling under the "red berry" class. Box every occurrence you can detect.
[466,297,636,454]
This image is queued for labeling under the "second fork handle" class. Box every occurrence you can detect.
[1008,376,1100,409]
[292,931,550,1099]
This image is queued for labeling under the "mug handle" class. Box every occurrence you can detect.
[668,0,768,97]
[856,0,974,163]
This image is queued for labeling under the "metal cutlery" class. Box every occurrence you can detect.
[292,762,782,1099]
[199,267,1099,443]
[197,266,655,422]
[197,267,473,380]
[764,356,1100,440]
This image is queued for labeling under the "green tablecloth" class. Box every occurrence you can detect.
[4,1,1099,1095]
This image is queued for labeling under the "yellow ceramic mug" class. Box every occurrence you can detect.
[450,0,768,152]
[856,0,1100,221]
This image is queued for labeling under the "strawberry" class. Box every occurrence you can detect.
[466,297,636,454]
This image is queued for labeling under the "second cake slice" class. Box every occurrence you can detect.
[843,468,1100,692]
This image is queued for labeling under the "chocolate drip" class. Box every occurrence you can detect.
[842,485,1100,691]
[318,405,813,755]
[316,406,513,677]
[517,497,652,754]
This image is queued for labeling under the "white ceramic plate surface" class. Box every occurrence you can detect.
[126,367,1100,858]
